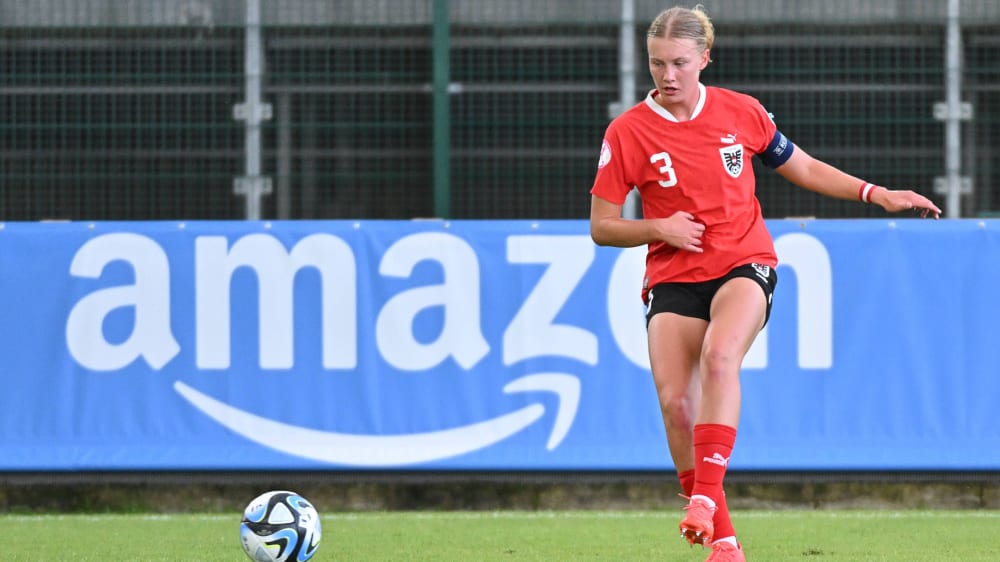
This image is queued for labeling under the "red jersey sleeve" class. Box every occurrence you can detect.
[589,122,632,205]
[746,97,778,155]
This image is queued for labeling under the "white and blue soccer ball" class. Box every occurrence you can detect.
[240,490,322,562]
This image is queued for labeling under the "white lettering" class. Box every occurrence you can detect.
[66,233,180,370]
[650,151,679,187]
[62,227,834,375]
[195,234,357,369]
[375,232,489,371]
[744,232,833,369]
[503,235,597,366]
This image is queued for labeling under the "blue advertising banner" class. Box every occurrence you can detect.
[0,219,997,471]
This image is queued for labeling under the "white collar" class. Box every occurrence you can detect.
[644,83,706,122]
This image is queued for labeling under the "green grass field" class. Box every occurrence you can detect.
[10,510,1000,561]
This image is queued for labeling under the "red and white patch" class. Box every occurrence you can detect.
[598,139,612,169]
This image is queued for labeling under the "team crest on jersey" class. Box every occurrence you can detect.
[598,139,612,169]
[719,144,744,178]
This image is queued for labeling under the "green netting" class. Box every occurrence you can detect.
[0,0,997,220]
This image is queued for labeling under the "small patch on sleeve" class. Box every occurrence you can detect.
[598,139,612,169]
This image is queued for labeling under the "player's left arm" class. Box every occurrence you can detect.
[773,143,941,219]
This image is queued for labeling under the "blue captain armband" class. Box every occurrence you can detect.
[759,130,794,168]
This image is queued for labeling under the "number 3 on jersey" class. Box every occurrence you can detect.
[649,152,677,188]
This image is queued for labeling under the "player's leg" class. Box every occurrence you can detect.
[647,310,707,487]
[699,276,766,424]
[681,276,768,550]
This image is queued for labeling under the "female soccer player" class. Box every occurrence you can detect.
[589,5,940,561]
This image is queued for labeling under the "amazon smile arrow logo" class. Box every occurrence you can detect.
[173,373,580,467]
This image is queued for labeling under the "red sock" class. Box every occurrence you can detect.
[691,423,736,524]
[678,469,695,497]
[713,490,736,541]
[692,423,736,500]
[692,424,737,538]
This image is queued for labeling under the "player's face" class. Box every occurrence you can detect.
[646,36,709,109]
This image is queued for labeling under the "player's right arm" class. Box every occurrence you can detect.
[589,194,705,252]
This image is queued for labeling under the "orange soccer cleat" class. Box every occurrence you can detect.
[678,495,716,546]
[705,540,745,561]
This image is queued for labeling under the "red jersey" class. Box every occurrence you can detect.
[590,85,779,299]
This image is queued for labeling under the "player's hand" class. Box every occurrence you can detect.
[872,188,942,219]
[652,211,705,252]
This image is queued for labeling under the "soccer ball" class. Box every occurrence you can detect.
[239,490,322,562]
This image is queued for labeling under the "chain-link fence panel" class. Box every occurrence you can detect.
[1,0,997,220]
[265,22,435,219]
[966,26,1000,216]
[709,24,946,218]
[1,24,245,220]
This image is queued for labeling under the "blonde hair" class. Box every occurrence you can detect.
[647,5,715,54]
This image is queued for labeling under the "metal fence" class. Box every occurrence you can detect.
[1,0,997,221]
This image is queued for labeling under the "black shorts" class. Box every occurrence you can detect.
[645,263,778,326]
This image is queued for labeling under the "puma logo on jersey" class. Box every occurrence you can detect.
[720,133,737,144]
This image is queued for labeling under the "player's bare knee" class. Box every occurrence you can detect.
[659,391,695,429]
[700,346,740,381]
